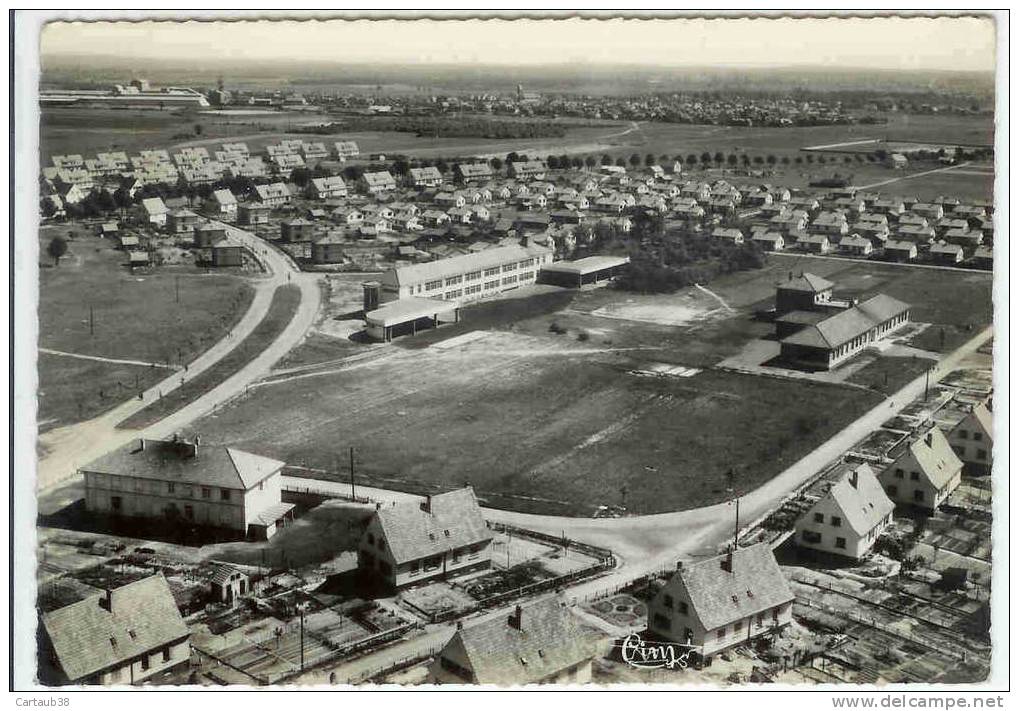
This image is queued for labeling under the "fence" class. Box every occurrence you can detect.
[282,481,375,505]
[347,645,445,685]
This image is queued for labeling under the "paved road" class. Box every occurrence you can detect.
[36,221,321,491]
[856,161,973,190]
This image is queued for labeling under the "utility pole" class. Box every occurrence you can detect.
[924,366,932,401]
[175,276,180,304]
[89,305,95,336]
[733,497,741,549]
[299,605,305,672]
[349,446,356,500]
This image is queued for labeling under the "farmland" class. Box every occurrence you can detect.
[36,226,254,431]
[187,256,991,517]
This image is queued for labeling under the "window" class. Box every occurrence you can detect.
[465,271,482,281]
[663,595,674,609]
[502,264,516,273]
[813,513,824,524]
[678,601,688,615]
[220,489,231,501]
[835,537,847,549]
[973,432,983,442]
[717,629,726,641]
[958,430,968,439]
[111,496,122,512]
[484,267,501,277]
[894,468,904,479]
[258,482,264,491]
[445,276,462,286]
[141,656,150,671]
[830,516,842,527]
[409,561,419,575]
[802,530,821,544]
[653,613,671,631]
[734,621,743,634]
[202,487,211,499]
[425,280,442,291]
[977,449,988,461]
[167,482,176,494]
[887,485,898,497]
[367,533,374,545]
[910,471,920,481]
[162,647,172,663]
[914,490,925,502]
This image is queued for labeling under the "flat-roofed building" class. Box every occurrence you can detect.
[538,255,630,288]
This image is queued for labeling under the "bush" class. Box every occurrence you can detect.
[548,322,566,335]
[577,330,590,342]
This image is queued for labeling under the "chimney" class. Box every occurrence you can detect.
[508,605,523,630]
[849,469,859,490]
[421,494,432,513]
[720,547,733,573]
[676,560,684,571]
[925,431,934,448]
[137,438,146,452]
[456,620,464,630]
[98,588,113,612]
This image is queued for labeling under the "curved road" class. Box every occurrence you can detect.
[36,221,321,492]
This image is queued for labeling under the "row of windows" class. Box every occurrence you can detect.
[519,271,534,281]
[445,275,462,286]
[105,645,176,681]
[445,290,462,300]
[952,444,988,460]
[424,279,443,291]
[893,468,921,481]
[885,485,926,502]
[465,270,482,281]
[464,284,482,296]
[167,482,232,500]
[812,513,843,527]
[956,429,984,442]
[502,276,518,285]
[483,267,501,277]
[484,280,501,290]
[801,530,848,548]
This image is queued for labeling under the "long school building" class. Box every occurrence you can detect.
[376,243,553,305]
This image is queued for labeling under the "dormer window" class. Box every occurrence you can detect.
[731,595,739,604]
[128,629,137,640]
[444,530,450,537]
[747,590,754,598]
[109,637,118,649]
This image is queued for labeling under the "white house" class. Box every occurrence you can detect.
[878,427,963,513]
[307,176,348,200]
[794,463,894,560]
[135,197,168,227]
[646,543,795,661]
[205,189,238,220]
[946,403,993,475]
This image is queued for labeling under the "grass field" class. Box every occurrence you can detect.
[117,284,302,430]
[37,226,254,431]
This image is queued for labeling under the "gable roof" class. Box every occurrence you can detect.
[450,599,596,685]
[778,272,833,293]
[372,487,490,565]
[889,428,963,490]
[667,543,794,632]
[41,574,188,682]
[782,294,909,349]
[81,438,285,491]
[809,463,894,537]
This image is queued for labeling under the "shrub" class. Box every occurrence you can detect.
[548,322,566,335]
[577,330,590,342]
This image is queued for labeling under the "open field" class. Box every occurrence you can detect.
[117,284,301,430]
[37,226,254,431]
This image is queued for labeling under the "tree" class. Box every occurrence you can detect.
[47,235,68,266]
[727,154,738,167]
[713,151,724,165]
[436,160,449,174]
[658,154,670,165]
[615,157,626,167]
[645,153,656,167]
[741,154,751,166]
[794,156,804,165]
[490,156,503,170]
[113,186,132,216]
[700,151,712,164]
[40,197,58,219]
[765,155,777,165]
[629,153,641,168]
[585,155,597,168]
[780,156,791,165]
[95,189,115,214]
[686,153,698,166]
[571,156,584,169]
[506,151,520,164]
[194,123,203,136]
[752,155,764,165]
[290,167,312,187]
[547,155,561,170]
[601,154,613,166]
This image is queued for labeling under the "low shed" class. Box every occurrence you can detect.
[538,255,630,288]
[365,297,461,342]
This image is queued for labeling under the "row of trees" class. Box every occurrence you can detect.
[315,116,569,140]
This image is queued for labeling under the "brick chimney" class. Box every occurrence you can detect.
[676,560,684,571]
[508,605,523,630]
[98,588,113,612]
[720,547,733,573]
[421,494,432,514]
[849,469,859,489]
[925,430,934,448]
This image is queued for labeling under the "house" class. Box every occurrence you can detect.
[879,428,963,513]
[839,233,873,256]
[358,487,492,590]
[166,209,199,234]
[311,233,349,265]
[436,192,466,208]
[851,221,890,244]
[646,543,794,661]
[360,171,397,194]
[971,245,993,270]
[447,206,473,224]
[883,240,918,262]
[508,160,547,180]
[428,599,595,685]
[912,203,945,221]
[38,574,190,685]
[210,564,250,605]
[896,225,936,244]
[872,199,906,217]
[135,197,168,227]
[281,219,315,243]
[779,294,910,370]
[455,162,494,183]
[752,232,785,251]
[947,403,993,475]
[193,223,227,249]
[80,436,294,540]
[945,228,983,247]
[809,211,849,238]
[774,272,835,313]
[254,182,292,208]
[421,210,450,228]
[711,227,744,244]
[307,176,348,200]
[127,251,150,269]
[211,238,245,267]
[930,242,965,265]
[333,141,360,159]
[205,189,238,220]
[794,463,894,560]
[888,153,908,170]
[409,166,444,188]
[798,233,831,254]
[237,203,271,226]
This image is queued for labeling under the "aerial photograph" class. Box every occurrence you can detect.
[13,10,1004,695]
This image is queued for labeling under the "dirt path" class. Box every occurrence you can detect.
[856,161,973,190]
[36,221,322,492]
[38,347,180,370]
[693,283,734,312]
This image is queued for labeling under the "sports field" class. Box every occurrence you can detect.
[187,256,991,517]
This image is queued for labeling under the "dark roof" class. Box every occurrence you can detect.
[41,574,188,682]
[664,543,794,631]
[782,294,909,349]
[775,310,827,326]
[373,487,490,564]
[451,599,596,685]
[81,438,284,491]
[778,272,833,293]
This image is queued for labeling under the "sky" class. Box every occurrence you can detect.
[40,14,997,72]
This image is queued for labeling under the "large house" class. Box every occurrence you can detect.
[307,175,348,200]
[455,162,494,183]
[878,427,963,513]
[358,487,492,590]
[333,140,360,159]
[135,197,168,227]
[508,160,547,180]
[779,294,910,370]
[409,166,444,188]
[794,463,894,560]
[646,543,794,660]
[774,272,834,314]
[205,189,238,220]
[254,182,292,208]
[38,574,190,685]
[946,403,993,475]
[80,436,294,540]
[428,599,595,685]
[360,171,397,194]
